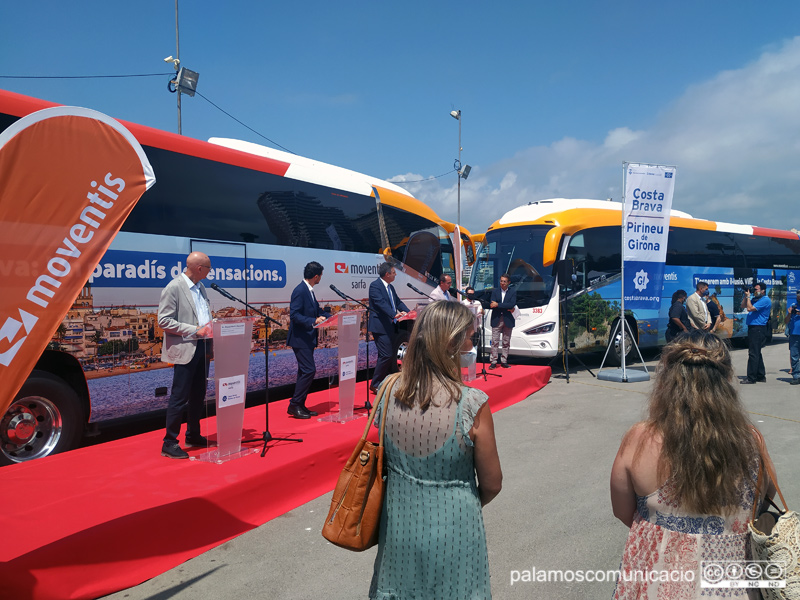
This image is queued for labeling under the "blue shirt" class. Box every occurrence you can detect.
[789,303,800,336]
[746,295,771,326]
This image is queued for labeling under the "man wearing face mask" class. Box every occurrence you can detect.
[741,281,771,384]
[665,289,692,343]
[461,286,483,345]
[685,281,711,331]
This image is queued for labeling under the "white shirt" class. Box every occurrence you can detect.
[181,272,211,326]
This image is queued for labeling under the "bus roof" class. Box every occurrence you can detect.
[486,198,800,266]
[487,197,797,238]
[0,88,450,228]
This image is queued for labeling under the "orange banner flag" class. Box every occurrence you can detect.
[0,107,155,416]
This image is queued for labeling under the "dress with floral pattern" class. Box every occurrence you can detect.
[614,467,761,600]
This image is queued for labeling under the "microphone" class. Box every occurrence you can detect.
[329,284,349,301]
[453,287,470,297]
[407,282,432,299]
[210,282,236,301]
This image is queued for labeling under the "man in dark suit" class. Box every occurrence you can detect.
[489,273,516,369]
[157,251,214,458]
[368,262,409,393]
[287,261,331,418]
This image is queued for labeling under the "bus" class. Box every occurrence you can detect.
[469,198,800,364]
[0,89,474,464]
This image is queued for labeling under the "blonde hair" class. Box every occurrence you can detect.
[646,330,758,514]
[394,301,474,411]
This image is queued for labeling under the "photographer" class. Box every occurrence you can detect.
[786,290,800,385]
[741,282,771,384]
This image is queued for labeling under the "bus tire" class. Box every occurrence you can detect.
[394,330,411,368]
[0,371,84,466]
[607,318,637,367]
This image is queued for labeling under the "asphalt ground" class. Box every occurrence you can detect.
[102,339,800,600]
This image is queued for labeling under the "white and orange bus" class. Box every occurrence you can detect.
[469,198,799,363]
[0,89,474,464]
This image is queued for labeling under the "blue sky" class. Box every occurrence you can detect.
[2,1,800,236]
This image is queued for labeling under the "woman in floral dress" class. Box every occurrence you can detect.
[610,330,776,599]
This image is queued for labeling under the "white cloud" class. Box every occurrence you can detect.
[394,36,800,236]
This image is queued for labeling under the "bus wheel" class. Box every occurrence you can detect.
[0,371,84,466]
[394,330,411,368]
[607,320,636,366]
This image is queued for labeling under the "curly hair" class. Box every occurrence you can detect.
[646,330,758,514]
[394,301,474,411]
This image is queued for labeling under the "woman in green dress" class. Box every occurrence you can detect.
[370,301,503,599]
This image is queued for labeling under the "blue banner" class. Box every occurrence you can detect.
[622,164,676,310]
[89,249,286,288]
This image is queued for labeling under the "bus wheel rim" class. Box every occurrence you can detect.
[1,396,63,463]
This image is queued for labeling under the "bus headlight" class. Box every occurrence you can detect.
[524,322,555,335]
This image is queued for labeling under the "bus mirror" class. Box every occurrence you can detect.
[556,259,576,285]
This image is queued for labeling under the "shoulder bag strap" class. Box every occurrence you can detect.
[751,428,789,522]
[377,373,400,448]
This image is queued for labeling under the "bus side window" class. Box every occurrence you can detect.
[566,227,621,289]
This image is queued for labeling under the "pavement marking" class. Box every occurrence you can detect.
[747,411,800,425]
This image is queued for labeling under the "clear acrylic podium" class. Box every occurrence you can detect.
[194,316,260,464]
[314,309,365,423]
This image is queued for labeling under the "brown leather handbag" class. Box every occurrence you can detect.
[322,374,397,551]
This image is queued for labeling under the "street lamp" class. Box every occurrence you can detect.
[449,109,471,225]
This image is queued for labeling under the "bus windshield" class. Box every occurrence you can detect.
[470,225,555,308]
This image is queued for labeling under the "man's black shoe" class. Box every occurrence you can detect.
[303,406,319,416]
[489,364,497,370]
[287,405,311,419]
[500,362,510,369]
[161,443,189,459]
[185,435,213,448]
[756,378,767,383]
[791,379,800,385]
[741,379,757,385]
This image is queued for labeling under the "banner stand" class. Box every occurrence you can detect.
[597,318,650,383]
[194,316,259,464]
[315,309,365,424]
[597,161,676,383]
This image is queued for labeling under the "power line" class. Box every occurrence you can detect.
[193,90,294,154]
[1,72,454,181]
[0,73,172,79]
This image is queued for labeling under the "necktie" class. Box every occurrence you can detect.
[388,284,396,313]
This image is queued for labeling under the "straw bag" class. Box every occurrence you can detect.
[322,374,398,551]
[749,451,800,599]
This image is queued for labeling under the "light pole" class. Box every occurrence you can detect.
[450,109,462,225]
[450,110,472,226]
[164,0,199,135]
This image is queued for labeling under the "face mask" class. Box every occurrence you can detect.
[702,289,710,297]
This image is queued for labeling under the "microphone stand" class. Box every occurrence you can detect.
[330,285,380,411]
[210,284,302,457]
[476,301,501,380]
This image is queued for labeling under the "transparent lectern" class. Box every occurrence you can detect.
[314,309,365,423]
[194,316,259,464]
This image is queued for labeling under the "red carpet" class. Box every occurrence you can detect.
[0,365,550,600]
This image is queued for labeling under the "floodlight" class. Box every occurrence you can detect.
[176,68,199,97]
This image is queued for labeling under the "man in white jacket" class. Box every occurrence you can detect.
[685,281,711,331]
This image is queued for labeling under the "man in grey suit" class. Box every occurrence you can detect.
[158,251,214,458]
